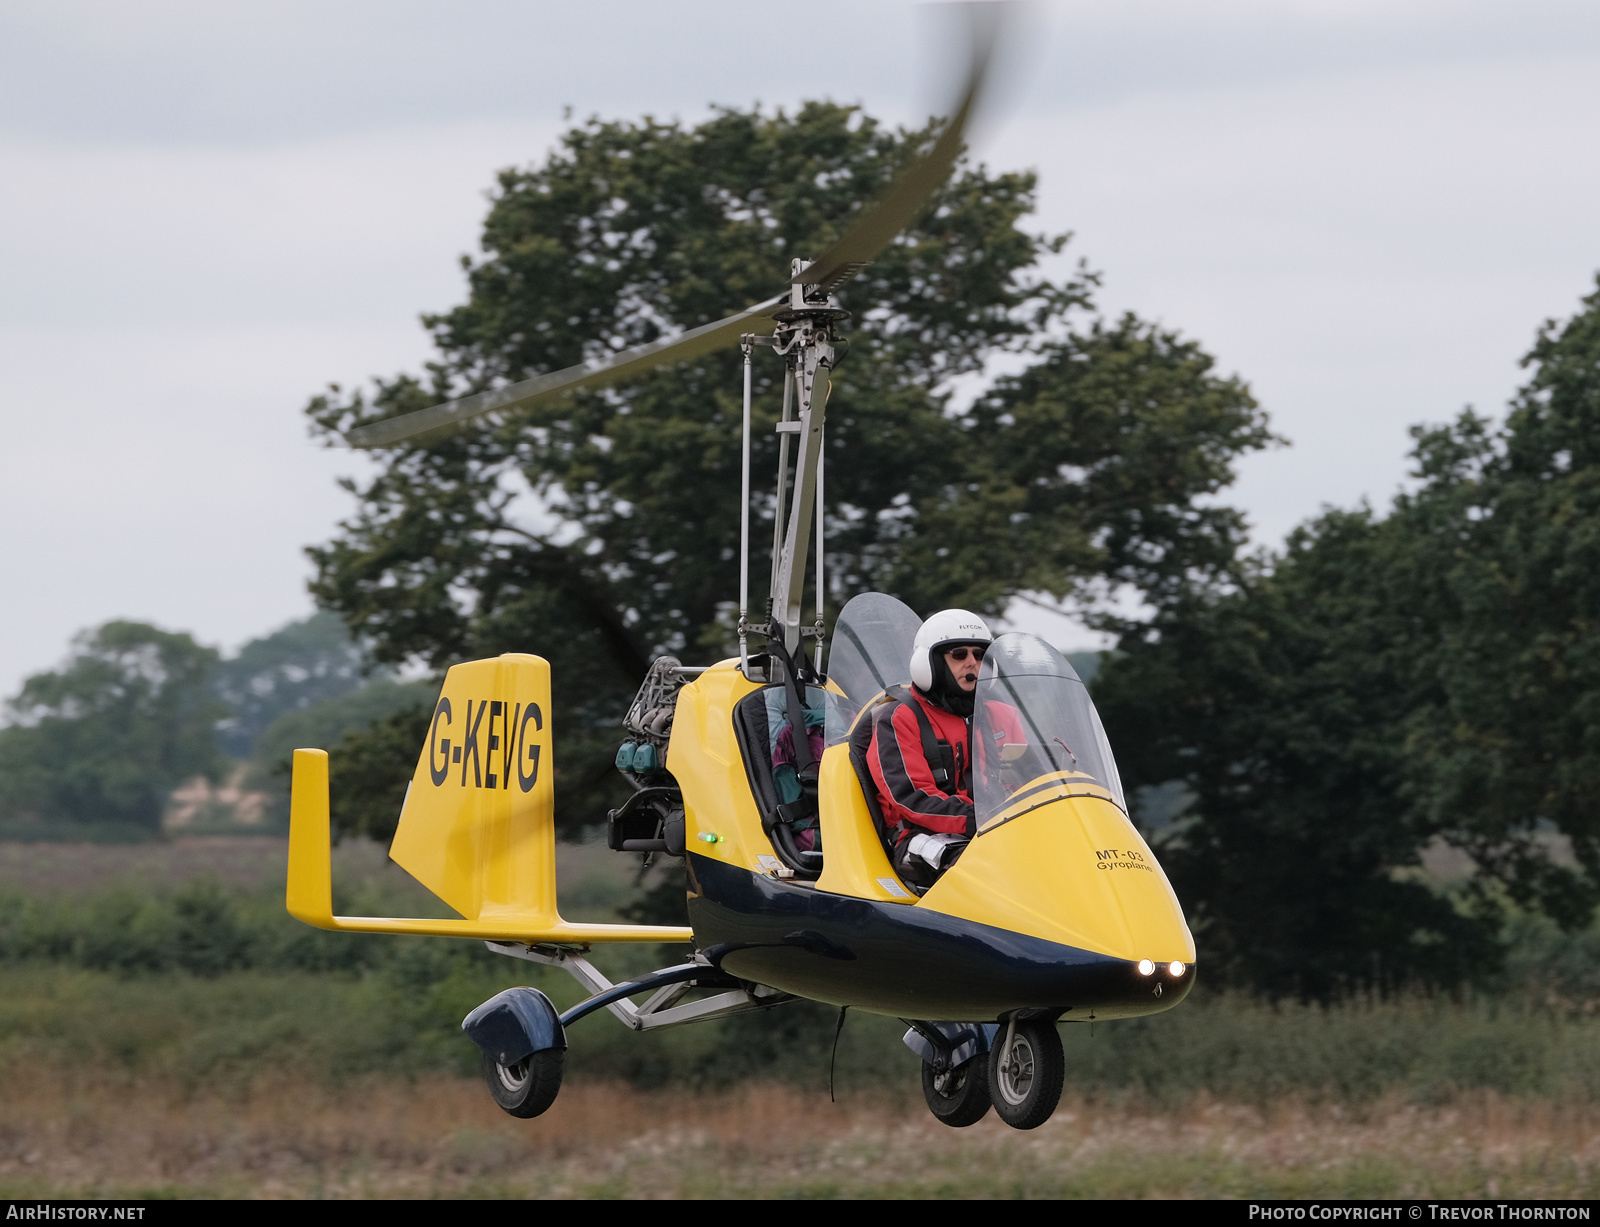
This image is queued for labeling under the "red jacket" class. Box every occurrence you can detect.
[867,688,1023,843]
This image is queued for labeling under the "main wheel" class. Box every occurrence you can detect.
[920,1055,992,1127]
[481,1047,564,1119]
[987,1020,1064,1130]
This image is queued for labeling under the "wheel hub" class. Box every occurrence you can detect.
[997,1036,1036,1105]
[496,1059,531,1092]
[933,1065,966,1097]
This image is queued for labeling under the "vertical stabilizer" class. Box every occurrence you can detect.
[390,653,557,924]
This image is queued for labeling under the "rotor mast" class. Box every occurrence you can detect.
[739,260,846,664]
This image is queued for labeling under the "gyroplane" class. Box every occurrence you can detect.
[285,4,1195,1130]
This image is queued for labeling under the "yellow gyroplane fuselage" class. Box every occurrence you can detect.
[287,646,1194,1023]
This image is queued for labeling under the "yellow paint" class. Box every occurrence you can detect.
[389,654,552,922]
[981,771,1118,830]
[284,653,692,945]
[285,747,335,925]
[286,648,1195,969]
[918,786,1194,964]
[669,661,898,901]
[815,743,912,902]
[666,660,770,873]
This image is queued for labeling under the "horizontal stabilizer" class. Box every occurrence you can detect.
[285,653,693,946]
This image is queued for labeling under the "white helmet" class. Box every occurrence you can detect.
[909,609,993,691]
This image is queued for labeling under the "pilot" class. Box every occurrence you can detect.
[866,609,1022,888]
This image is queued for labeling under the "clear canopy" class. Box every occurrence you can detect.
[823,592,922,746]
[971,633,1126,824]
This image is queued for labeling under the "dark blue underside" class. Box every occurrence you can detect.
[686,853,1192,1020]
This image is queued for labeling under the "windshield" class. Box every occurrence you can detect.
[972,632,1126,825]
[823,592,922,746]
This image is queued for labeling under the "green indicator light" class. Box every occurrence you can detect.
[697,832,721,844]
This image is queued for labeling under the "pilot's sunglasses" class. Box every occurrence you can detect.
[946,646,987,662]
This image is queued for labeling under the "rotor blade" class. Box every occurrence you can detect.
[347,293,787,448]
[791,1,1007,294]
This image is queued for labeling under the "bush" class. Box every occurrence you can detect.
[8,874,1600,1100]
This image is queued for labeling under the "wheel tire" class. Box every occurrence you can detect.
[988,1020,1064,1130]
[481,1046,564,1119]
[920,1055,992,1127]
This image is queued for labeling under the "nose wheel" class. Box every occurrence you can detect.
[987,1019,1064,1130]
[920,1054,992,1127]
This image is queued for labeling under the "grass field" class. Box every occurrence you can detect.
[5,837,1600,1199]
[4,1076,1598,1199]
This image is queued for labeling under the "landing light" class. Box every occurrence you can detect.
[1169,961,1186,978]
[1137,959,1155,976]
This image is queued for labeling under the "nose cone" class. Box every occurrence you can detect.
[917,794,1195,964]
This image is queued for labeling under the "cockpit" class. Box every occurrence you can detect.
[718,592,1128,890]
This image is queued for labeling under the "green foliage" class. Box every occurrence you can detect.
[1065,651,1102,685]
[966,315,1277,614]
[9,874,1600,1102]
[1058,990,1600,1106]
[0,613,417,837]
[617,857,690,926]
[1097,509,1502,998]
[212,610,375,757]
[1501,908,1600,1011]
[233,648,436,836]
[322,700,436,842]
[253,678,436,778]
[0,873,893,1089]
[1098,275,1600,997]
[0,622,224,834]
[0,879,392,977]
[306,102,1270,833]
[1393,283,1600,925]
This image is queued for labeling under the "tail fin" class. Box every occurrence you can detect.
[286,652,693,945]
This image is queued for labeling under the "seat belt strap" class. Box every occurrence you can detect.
[765,623,815,780]
[905,695,954,789]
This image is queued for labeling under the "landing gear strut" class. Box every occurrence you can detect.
[468,944,795,1120]
[988,1018,1064,1130]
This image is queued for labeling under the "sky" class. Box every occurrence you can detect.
[4,0,1600,696]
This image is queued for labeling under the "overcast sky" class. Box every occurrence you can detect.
[4,0,1600,696]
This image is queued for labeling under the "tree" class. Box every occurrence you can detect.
[1095,510,1500,999]
[321,702,438,844]
[252,679,439,836]
[307,102,1273,834]
[212,610,376,758]
[1399,276,1600,928]
[0,622,225,833]
[1097,276,1600,996]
